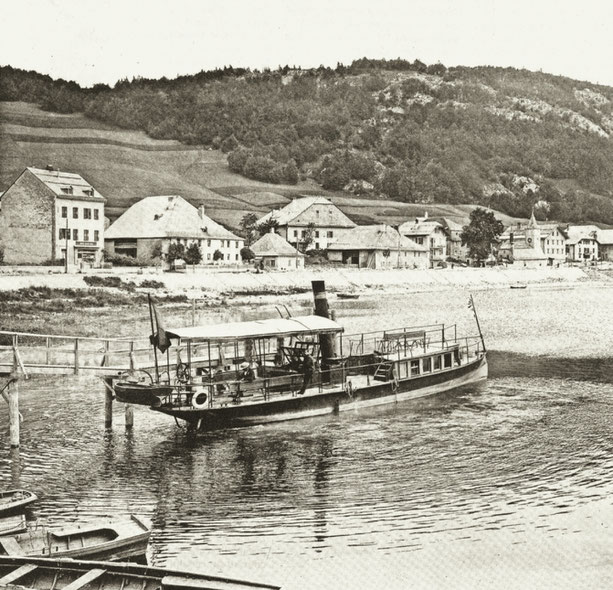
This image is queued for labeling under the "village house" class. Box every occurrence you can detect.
[104,195,244,264]
[256,196,356,251]
[327,224,428,269]
[398,212,447,268]
[251,230,305,270]
[0,166,105,266]
[499,213,568,266]
[565,225,600,262]
[596,229,613,261]
[438,218,469,262]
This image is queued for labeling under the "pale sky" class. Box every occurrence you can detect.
[2,0,613,88]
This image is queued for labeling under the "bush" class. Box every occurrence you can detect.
[240,247,255,261]
[104,253,152,267]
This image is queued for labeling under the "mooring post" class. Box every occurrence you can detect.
[74,338,80,375]
[9,347,20,448]
[103,376,114,429]
[125,404,134,429]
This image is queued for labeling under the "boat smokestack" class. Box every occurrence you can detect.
[312,280,336,369]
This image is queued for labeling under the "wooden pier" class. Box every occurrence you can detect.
[0,330,160,449]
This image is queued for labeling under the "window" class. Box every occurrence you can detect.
[410,359,420,376]
[61,206,67,218]
[443,353,452,368]
[59,228,68,240]
[235,254,239,261]
[94,230,99,241]
[84,208,92,219]
[207,253,211,260]
[94,209,99,220]
[315,243,320,249]
[327,230,334,238]
[293,230,298,237]
[73,229,78,240]
[235,241,239,248]
[433,356,441,371]
[207,239,211,247]
[301,230,306,237]
[73,207,78,219]
[84,230,89,241]
[423,357,432,373]
[315,231,320,238]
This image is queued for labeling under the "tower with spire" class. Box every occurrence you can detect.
[524,209,541,251]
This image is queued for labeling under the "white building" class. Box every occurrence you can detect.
[251,230,305,270]
[566,225,600,262]
[256,196,356,251]
[104,195,244,264]
[398,212,447,268]
[0,166,105,266]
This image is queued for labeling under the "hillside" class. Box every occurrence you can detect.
[2,59,613,226]
[0,101,522,230]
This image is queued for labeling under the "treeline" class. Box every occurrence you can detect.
[2,60,613,224]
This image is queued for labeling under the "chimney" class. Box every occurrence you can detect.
[424,211,428,219]
[269,227,275,234]
[199,205,205,219]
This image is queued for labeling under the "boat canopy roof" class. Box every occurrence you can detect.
[166,315,343,343]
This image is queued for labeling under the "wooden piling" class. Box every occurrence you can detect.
[125,404,134,429]
[9,348,20,448]
[103,377,114,429]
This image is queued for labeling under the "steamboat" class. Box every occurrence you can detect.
[114,281,488,431]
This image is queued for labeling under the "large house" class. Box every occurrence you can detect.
[251,230,304,270]
[0,167,105,266]
[256,196,356,251]
[597,229,613,261]
[104,195,244,263]
[565,225,599,262]
[327,224,429,269]
[398,213,447,268]
[499,213,567,266]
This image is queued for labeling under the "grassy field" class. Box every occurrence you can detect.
[0,101,524,229]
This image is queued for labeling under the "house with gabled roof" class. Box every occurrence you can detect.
[327,224,428,269]
[566,225,600,262]
[597,229,613,261]
[251,230,304,270]
[104,195,244,264]
[256,196,356,251]
[0,166,105,265]
[398,212,447,268]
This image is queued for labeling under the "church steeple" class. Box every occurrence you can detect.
[525,208,541,248]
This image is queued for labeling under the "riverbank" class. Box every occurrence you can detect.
[1,264,611,297]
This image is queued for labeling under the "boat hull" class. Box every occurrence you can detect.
[114,383,173,405]
[157,354,488,431]
[0,490,37,517]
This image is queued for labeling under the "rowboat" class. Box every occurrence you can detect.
[0,515,150,562]
[114,283,488,432]
[0,555,280,590]
[337,292,360,300]
[0,515,27,536]
[0,490,37,516]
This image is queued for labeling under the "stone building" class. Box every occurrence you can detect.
[398,212,447,268]
[0,167,105,265]
[104,195,244,263]
[597,229,613,261]
[256,196,355,251]
[565,225,600,262]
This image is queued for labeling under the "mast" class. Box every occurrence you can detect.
[148,293,160,381]
[468,294,486,353]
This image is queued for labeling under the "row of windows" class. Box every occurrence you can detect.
[293,229,334,239]
[206,253,240,261]
[396,351,458,379]
[173,238,241,248]
[59,228,99,241]
[61,206,100,220]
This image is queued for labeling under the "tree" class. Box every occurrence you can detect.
[300,222,316,252]
[184,242,202,269]
[257,218,280,237]
[166,242,185,265]
[240,213,259,246]
[240,246,255,262]
[460,208,503,263]
[213,249,224,262]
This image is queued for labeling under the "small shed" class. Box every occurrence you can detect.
[251,231,305,270]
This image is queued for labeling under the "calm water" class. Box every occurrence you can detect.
[1,284,613,589]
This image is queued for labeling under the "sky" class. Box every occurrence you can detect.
[2,0,613,88]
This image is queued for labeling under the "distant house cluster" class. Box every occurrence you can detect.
[1,166,613,270]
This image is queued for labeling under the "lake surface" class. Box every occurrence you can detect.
[1,283,613,589]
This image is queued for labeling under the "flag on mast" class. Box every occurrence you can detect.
[149,300,170,353]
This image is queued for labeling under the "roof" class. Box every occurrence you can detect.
[566,224,600,245]
[257,197,356,228]
[327,224,427,252]
[105,195,241,240]
[251,231,304,257]
[26,167,105,202]
[398,218,445,237]
[597,229,613,245]
[166,315,343,343]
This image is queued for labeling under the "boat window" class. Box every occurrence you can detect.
[423,357,432,373]
[410,359,420,376]
[444,353,452,368]
[454,348,461,365]
[433,356,441,371]
[399,362,408,379]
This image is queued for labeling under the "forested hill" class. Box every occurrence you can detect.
[2,59,613,225]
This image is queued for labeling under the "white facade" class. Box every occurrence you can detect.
[55,197,105,265]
